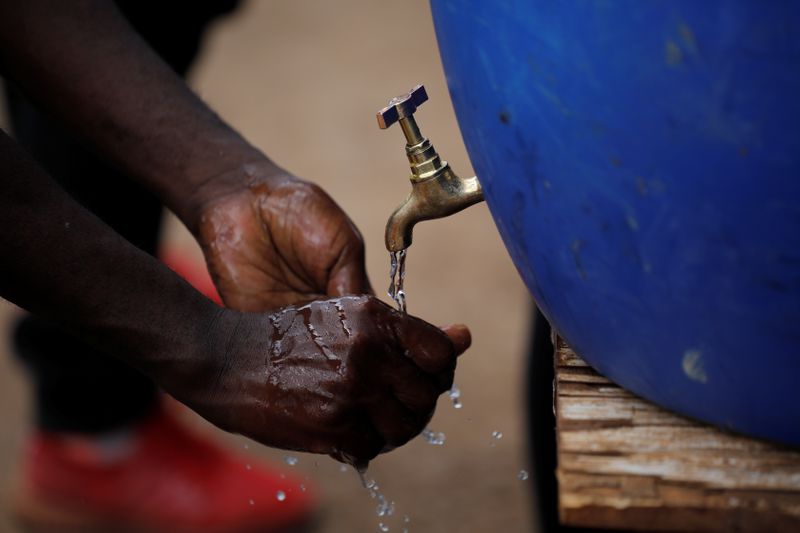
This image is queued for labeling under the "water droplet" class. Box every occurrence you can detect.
[243,443,249,450]
[376,495,395,517]
[448,385,463,409]
[283,455,298,466]
[245,463,252,470]
[518,470,529,481]
[339,464,348,473]
[300,484,306,492]
[421,428,446,446]
[248,499,255,506]
[403,515,411,523]
[490,430,503,447]
[276,490,286,502]
[379,522,389,532]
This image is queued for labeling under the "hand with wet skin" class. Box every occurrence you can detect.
[183,296,470,469]
[194,163,372,312]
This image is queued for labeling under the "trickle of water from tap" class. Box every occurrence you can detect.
[388,250,408,314]
[357,469,398,529]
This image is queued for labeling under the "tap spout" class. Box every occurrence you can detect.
[385,166,483,252]
[377,84,484,251]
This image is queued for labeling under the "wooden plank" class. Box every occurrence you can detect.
[555,338,800,531]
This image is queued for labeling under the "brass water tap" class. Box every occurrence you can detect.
[378,85,484,252]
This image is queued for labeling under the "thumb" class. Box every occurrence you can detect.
[440,324,472,356]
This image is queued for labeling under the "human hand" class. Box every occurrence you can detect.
[193,162,372,312]
[181,296,470,469]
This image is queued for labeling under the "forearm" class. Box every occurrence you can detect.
[0,129,225,389]
[0,0,272,230]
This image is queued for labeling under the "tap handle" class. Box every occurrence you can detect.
[376,85,428,145]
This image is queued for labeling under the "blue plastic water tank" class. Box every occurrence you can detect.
[431,0,800,445]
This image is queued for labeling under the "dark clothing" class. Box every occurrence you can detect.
[6,0,238,433]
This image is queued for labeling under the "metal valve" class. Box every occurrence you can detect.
[376,85,448,182]
[376,84,429,146]
[378,84,484,252]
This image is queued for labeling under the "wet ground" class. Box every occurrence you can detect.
[0,1,533,531]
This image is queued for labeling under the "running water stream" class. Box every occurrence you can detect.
[388,249,462,441]
[387,250,407,313]
[374,249,476,530]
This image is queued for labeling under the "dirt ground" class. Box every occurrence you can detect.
[0,1,535,532]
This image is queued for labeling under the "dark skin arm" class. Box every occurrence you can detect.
[0,130,470,467]
[0,0,371,310]
[0,0,474,465]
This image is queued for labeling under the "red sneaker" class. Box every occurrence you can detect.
[11,405,317,532]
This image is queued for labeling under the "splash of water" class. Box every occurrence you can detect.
[356,469,399,530]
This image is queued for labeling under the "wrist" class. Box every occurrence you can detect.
[151,304,241,406]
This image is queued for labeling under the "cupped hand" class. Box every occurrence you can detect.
[185,296,470,470]
[194,164,372,311]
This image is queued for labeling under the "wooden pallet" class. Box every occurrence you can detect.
[555,338,800,531]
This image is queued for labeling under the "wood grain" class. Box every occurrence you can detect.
[555,338,800,532]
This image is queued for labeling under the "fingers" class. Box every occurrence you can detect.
[368,397,424,450]
[440,324,471,355]
[395,315,459,380]
[329,415,385,470]
[381,353,441,413]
